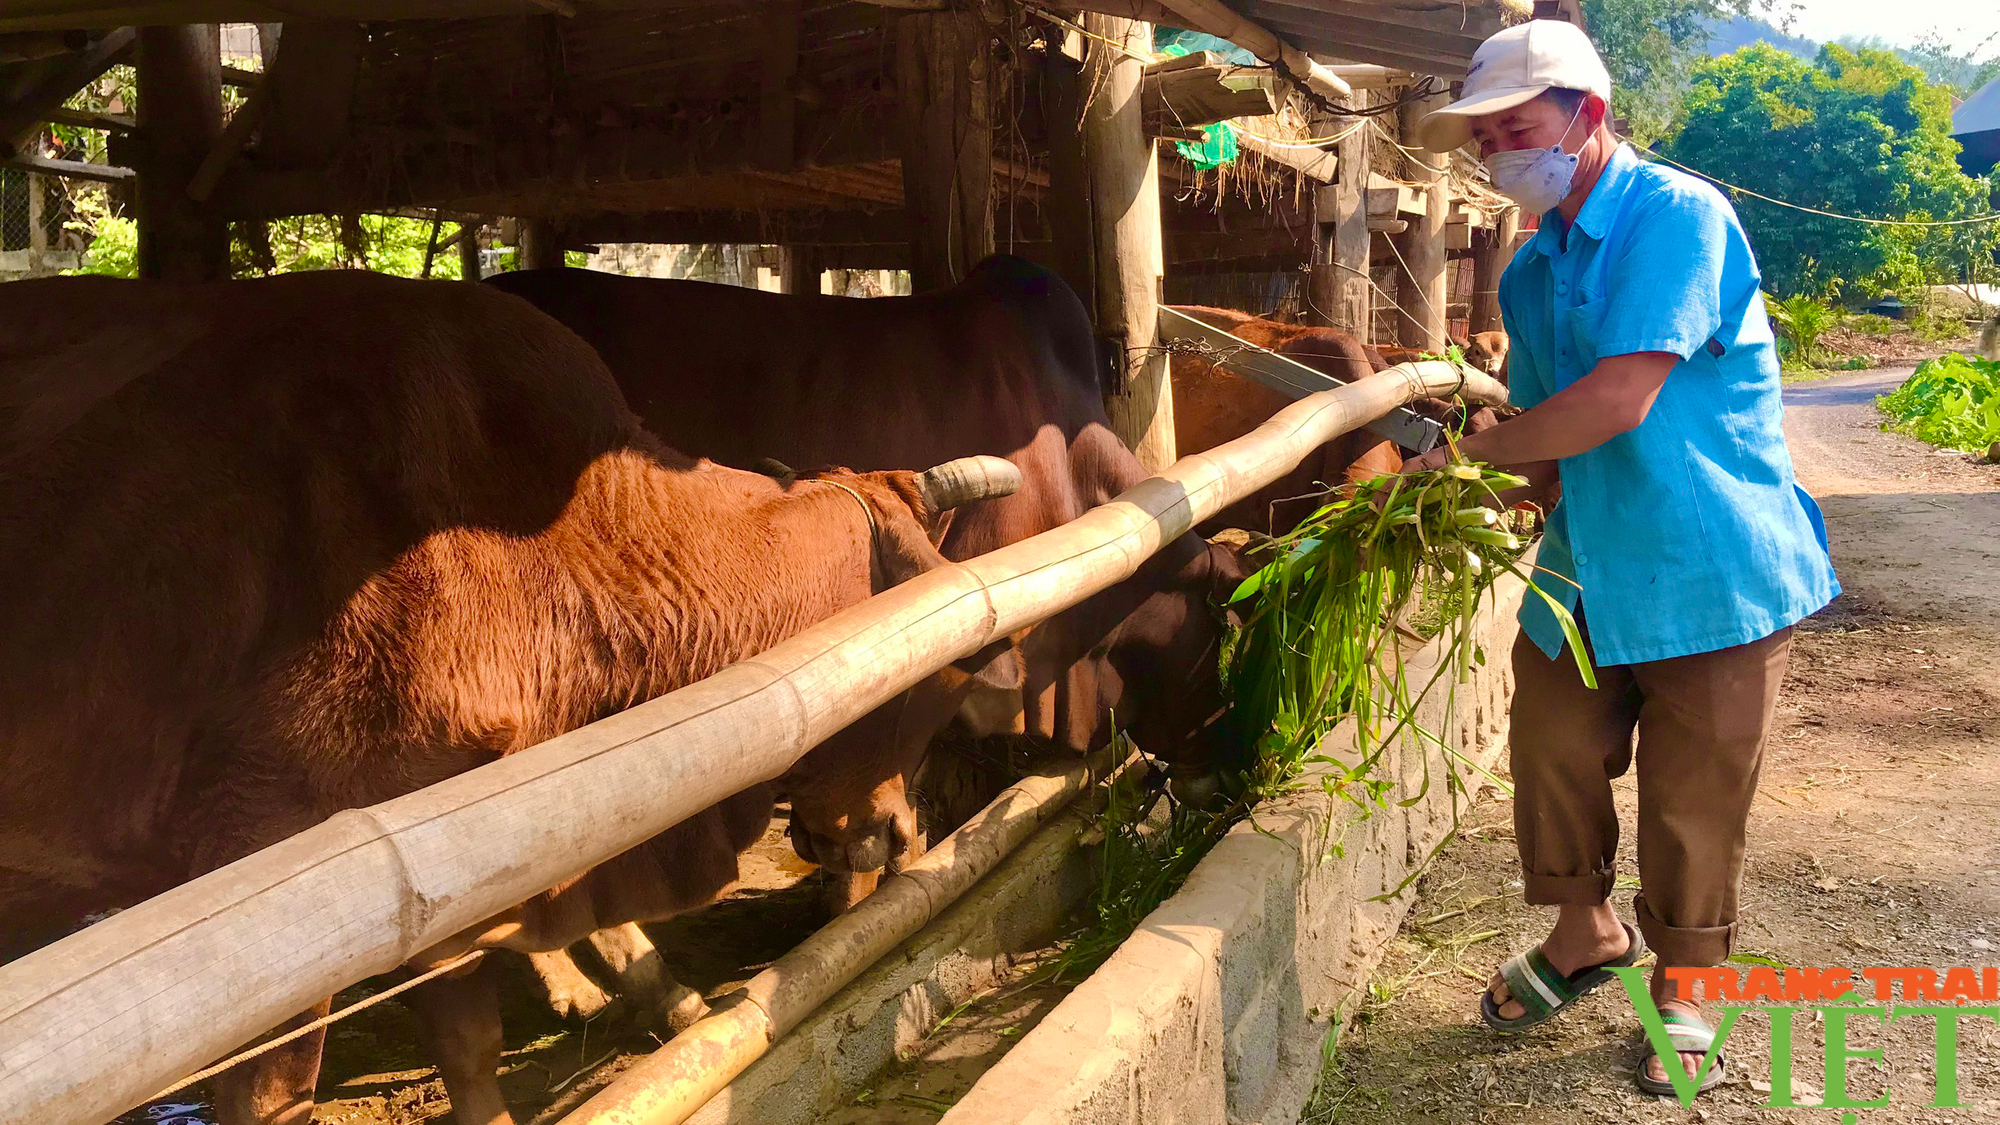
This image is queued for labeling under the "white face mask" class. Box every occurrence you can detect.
[1482,98,1588,214]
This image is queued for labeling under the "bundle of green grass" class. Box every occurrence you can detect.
[1052,455,1587,980]
[1222,460,1589,807]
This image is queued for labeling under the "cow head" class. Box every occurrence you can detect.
[781,456,1026,911]
[1465,331,1510,379]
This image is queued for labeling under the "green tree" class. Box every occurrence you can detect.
[1658,44,1999,297]
[1578,0,1780,143]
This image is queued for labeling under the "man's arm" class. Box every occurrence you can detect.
[1405,350,1677,474]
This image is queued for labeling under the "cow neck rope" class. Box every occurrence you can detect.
[813,478,878,541]
[145,949,488,1104]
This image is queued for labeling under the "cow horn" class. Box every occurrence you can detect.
[917,455,1022,510]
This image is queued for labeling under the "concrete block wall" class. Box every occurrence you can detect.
[940,573,1527,1125]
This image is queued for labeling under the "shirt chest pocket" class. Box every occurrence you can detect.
[1558,296,1609,373]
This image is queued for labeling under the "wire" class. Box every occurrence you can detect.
[1633,143,2000,228]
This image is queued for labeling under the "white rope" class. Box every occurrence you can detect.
[146,950,487,1103]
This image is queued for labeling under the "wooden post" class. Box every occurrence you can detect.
[1392,89,1449,350]
[518,218,565,271]
[458,222,483,280]
[1082,16,1173,471]
[1308,92,1372,337]
[780,245,825,295]
[895,8,993,292]
[1040,30,1094,310]
[1469,206,1517,335]
[25,172,46,255]
[135,26,228,280]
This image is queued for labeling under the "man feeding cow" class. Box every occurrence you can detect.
[1393,20,1840,1097]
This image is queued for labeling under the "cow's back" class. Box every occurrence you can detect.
[490,257,1116,556]
[0,273,638,934]
[1166,309,1393,535]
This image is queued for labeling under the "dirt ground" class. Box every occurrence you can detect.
[1308,366,2000,1123]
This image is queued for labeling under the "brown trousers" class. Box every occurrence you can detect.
[1509,619,1793,968]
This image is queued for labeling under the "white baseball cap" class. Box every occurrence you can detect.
[1416,20,1612,153]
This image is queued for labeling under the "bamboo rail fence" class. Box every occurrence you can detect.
[0,361,1504,1125]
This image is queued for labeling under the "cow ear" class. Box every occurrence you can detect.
[924,505,956,549]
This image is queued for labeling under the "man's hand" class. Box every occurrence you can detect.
[1399,446,1451,477]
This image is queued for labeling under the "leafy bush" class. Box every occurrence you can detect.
[1877,352,2000,451]
[1845,313,1902,337]
[1767,293,1840,366]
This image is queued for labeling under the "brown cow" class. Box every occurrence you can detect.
[1169,307,1405,536]
[489,257,1249,802]
[0,272,1017,1125]
[1374,329,1509,379]
[1168,308,1505,537]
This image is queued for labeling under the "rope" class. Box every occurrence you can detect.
[1634,143,2000,228]
[147,949,488,1103]
[1225,117,1366,150]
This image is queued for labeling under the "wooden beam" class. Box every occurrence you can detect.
[3,153,134,183]
[1390,89,1447,349]
[185,77,265,201]
[135,25,228,281]
[1468,207,1516,335]
[458,220,483,280]
[565,208,912,248]
[1038,45,1094,313]
[1142,0,1350,99]
[1324,64,1417,90]
[517,217,565,270]
[757,1,801,171]
[1307,89,1371,336]
[1085,14,1174,472]
[1142,58,1279,132]
[895,8,994,291]
[45,106,134,131]
[779,243,825,294]
[216,95,899,220]
[254,22,361,174]
[0,27,134,158]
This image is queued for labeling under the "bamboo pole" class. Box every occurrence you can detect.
[0,363,1500,1125]
[558,747,1127,1125]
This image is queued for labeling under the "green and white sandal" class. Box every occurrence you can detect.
[1636,1009,1728,1097]
[1479,922,1645,1032]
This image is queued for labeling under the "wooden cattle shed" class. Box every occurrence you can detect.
[0,0,1577,466]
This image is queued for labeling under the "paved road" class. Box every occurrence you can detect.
[1783,366,2000,627]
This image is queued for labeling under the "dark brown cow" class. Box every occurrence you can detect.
[0,272,1016,1125]
[489,257,1249,800]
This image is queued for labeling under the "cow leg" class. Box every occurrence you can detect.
[209,998,331,1125]
[585,923,709,1034]
[406,958,515,1125]
[523,947,619,1023]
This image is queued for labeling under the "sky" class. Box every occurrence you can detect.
[1783,0,2000,60]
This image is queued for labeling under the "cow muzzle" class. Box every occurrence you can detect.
[918,455,1022,510]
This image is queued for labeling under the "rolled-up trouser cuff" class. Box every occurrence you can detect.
[1523,869,1615,905]
[1635,891,1735,967]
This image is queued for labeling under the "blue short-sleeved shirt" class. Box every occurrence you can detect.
[1500,143,1838,666]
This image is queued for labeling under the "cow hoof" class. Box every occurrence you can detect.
[657,983,710,1035]
[1167,771,1224,812]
